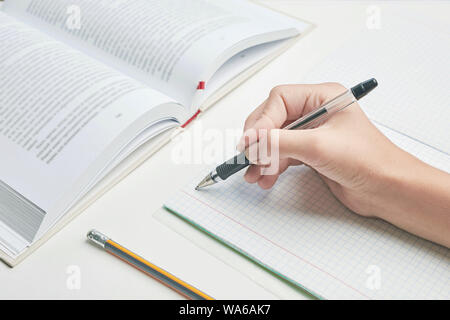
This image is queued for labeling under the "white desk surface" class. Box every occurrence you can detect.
[1,1,449,299]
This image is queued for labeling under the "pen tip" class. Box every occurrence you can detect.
[195,173,217,190]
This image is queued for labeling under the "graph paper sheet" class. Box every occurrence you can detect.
[304,13,450,155]
[164,16,450,299]
[165,124,450,299]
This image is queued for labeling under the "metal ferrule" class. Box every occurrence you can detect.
[86,229,109,248]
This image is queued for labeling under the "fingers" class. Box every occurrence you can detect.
[244,159,289,189]
[244,158,302,189]
[246,128,324,167]
[240,82,347,190]
[257,174,280,190]
[238,85,309,151]
[238,83,346,151]
[242,99,267,132]
[276,129,323,164]
[238,85,310,150]
[243,163,262,184]
[242,128,325,190]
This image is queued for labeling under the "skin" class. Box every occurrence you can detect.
[237,83,450,248]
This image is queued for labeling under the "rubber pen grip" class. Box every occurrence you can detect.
[215,152,251,180]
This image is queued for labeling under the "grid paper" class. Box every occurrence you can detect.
[165,124,450,299]
[303,13,450,155]
[164,15,450,299]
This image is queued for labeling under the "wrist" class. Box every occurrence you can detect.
[373,147,450,246]
[374,148,428,220]
[362,140,434,220]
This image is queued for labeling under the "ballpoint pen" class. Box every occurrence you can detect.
[195,78,378,190]
[87,229,214,300]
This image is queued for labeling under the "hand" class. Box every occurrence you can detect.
[237,82,399,217]
[238,83,450,247]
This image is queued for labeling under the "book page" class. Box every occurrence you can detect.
[0,12,183,254]
[197,39,289,109]
[3,0,309,108]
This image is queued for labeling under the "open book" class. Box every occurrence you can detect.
[0,0,311,266]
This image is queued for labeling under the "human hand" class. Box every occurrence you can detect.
[238,82,450,246]
[238,83,433,218]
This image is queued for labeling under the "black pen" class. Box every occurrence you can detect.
[195,78,378,190]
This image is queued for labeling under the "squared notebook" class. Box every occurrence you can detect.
[164,13,450,299]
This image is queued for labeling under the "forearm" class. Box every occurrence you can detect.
[376,150,450,247]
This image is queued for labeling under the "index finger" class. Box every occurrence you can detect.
[243,83,346,132]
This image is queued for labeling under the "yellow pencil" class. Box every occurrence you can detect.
[87,229,214,300]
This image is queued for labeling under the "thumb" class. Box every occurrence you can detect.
[244,128,323,166]
[272,129,323,165]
